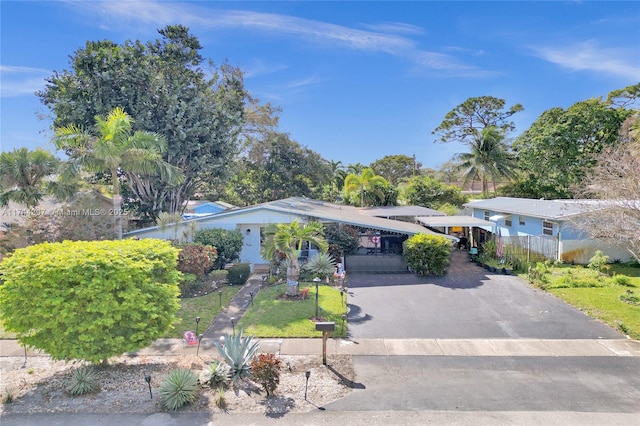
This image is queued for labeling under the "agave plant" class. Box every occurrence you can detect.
[213,330,260,381]
[159,369,199,411]
[66,366,99,396]
[200,360,231,388]
[304,252,337,281]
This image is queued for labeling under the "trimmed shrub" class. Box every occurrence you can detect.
[160,369,199,411]
[0,239,181,364]
[228,263,251,286]
[250,353,282,396]
[194,228,243,269]
[403,234,451,276]
[177,243,217,277]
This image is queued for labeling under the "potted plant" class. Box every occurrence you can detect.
[501,261,514,275]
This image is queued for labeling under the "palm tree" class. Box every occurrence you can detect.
[0,148,62,208]
[261,220,328,295]
[456,126,518,197]
[53,107,182,239]
[343,167,388,207]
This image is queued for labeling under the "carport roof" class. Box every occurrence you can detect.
[359,205,445,218]
[416,215,496,231]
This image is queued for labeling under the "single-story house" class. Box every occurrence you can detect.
[464,197,632,264]
[125,197,456,271]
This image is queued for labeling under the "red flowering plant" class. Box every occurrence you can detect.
[177,243,217,277]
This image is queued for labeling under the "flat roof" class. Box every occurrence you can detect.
[416,215,496,231]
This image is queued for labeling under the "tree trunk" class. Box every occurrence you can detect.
[286,258,300,296]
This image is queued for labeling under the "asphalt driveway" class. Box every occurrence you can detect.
[346,250,623,340]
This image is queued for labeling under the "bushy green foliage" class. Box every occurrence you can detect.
[227,263,251,286]
[66,366,99,396]
[177,243,217,277]
[250,353,282,396]
[404,175,468,209]
[403,234,451,276]
[588,250,610,272]
[214,331,260,381]
[160,369,199,411]
[324,224,359,257]
[612,275,634,287]
[208,269,229,283]
[0,239,181,364]
[194,228,243,269]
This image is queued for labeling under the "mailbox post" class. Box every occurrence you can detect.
[315,321,335,365]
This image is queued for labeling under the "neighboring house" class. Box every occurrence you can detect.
[464,197,631,264]
[125,197,456,270]
[183,200,234,220]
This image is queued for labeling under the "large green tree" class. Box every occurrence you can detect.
[0,148,66,209]
[513,97,631,199]
[370,154,421,185]
[404,175,468,209]
[38,25,246,219]
[0,239,181,364]
[225,132,332,206]
[433,96,523,144]
[54,107,182,239]
[456,126,518,197]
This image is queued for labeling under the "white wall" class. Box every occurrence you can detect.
[560,239,632,264]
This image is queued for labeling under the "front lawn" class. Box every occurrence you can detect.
[163,284,242,338]
[239,282,347,338]
[525,262,640,339]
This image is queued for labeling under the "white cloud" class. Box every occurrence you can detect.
[530,40,640,80]
[66,0,487,76]
[0,66,50,97]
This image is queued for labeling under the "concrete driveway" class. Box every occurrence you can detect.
[346,250,623,340]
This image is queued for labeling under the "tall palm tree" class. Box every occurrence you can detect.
[0,148,62,208]
[53,107,182,239]
[456,126,517,197]
[261,220,328,295]
[343,167,388,207]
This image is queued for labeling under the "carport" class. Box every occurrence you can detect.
[416,215,496,249]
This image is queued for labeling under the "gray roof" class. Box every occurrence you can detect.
[126,197,458,239]
[416,215,496,230]
[463,197,602,221]
[250,198,443,236]
[359,205,445,218]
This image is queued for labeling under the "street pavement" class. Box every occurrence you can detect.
[2,249,640,425]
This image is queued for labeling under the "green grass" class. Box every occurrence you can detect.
[239,282,347,338]
[163,285,242,338]
[549,286,640,339]
[526,262,640,339]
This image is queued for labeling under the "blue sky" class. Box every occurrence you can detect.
[1,1,639,169]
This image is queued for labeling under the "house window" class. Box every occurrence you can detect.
[519,217,525,226]
[505,215,512,227]
[483,210,490,221]
[542,221,554,236]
